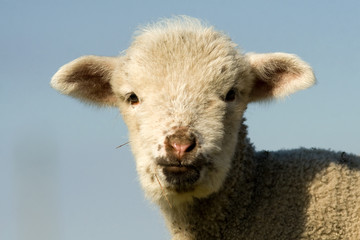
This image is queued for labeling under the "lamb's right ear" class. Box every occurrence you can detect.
[51,55,122,106]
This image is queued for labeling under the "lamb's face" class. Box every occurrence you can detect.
[112,31,253,203]
[51,17,315,206]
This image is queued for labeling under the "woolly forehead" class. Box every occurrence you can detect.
[115,27,251,100]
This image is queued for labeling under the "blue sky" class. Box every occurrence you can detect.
[1,1,359,239]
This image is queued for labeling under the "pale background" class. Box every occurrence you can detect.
[1,0,359,239]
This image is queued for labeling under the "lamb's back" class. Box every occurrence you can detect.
[239,148,360,240]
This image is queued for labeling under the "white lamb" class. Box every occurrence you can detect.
[51,17,360,239]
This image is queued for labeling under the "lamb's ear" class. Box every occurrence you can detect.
[51,55,121,106]
[246,52,316,102]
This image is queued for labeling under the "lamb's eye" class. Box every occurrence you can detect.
[224,89,236,102]
[127,93,140,105]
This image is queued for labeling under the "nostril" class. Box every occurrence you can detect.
[185,140,196,152]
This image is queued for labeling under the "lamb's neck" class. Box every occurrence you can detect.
[161,122,256,239]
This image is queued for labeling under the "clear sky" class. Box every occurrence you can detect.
[1,0,359,239]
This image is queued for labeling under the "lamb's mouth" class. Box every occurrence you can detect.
[159,163,201,192]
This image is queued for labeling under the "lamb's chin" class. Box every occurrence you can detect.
[145,168,217,206]
[160,165,199,192]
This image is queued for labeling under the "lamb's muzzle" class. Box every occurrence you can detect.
[159,127,203,192]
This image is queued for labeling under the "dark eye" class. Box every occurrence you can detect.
[127,93,140,105]
[224,89,236,102]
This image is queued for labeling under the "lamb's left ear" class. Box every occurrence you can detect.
[246,53,316,102]
[51,55,122,106]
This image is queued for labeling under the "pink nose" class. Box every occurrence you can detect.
[165,128,197,160]
[172,142,192,159]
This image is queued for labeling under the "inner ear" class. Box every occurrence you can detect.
[246,53,316,102]
[249,76,274,101]
[51,55,122,106]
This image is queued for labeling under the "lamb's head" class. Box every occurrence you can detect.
[51,17,315,206]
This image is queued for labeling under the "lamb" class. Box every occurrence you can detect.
[51,16,360,240]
